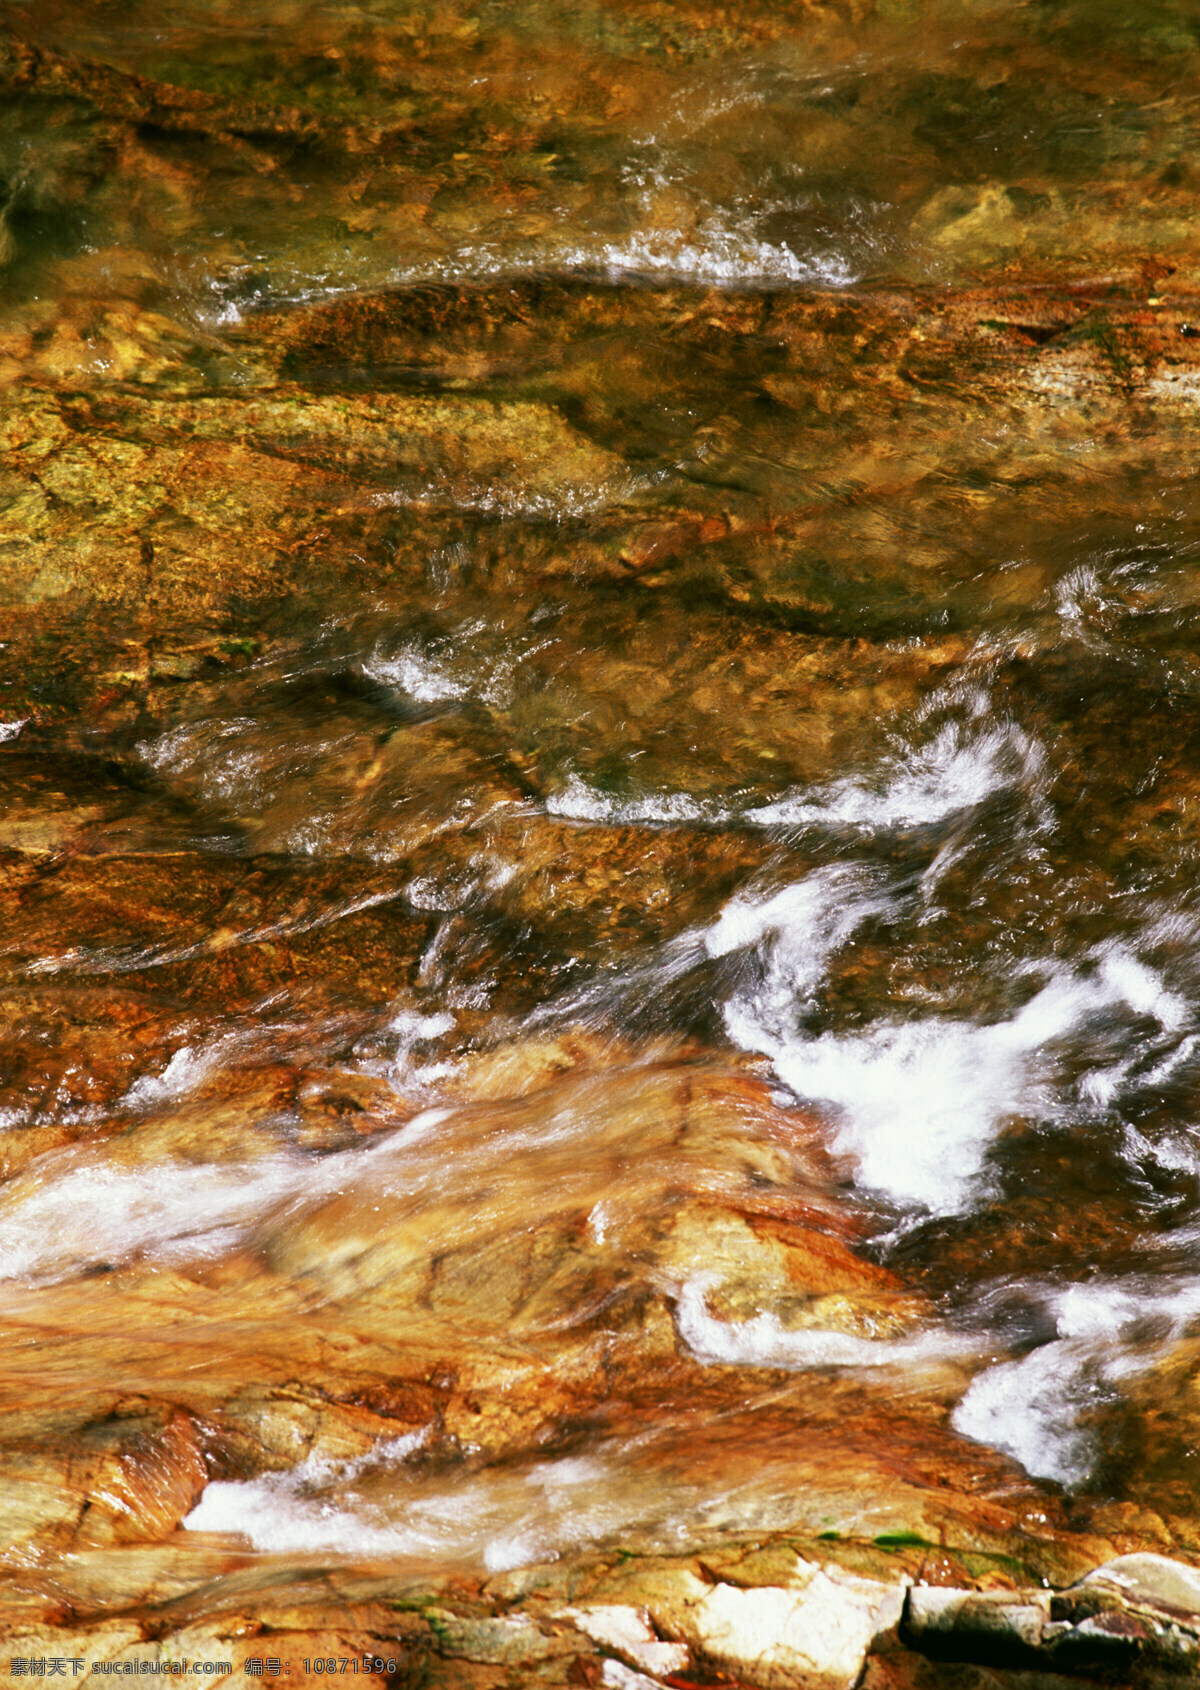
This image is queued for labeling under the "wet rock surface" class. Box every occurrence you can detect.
[12,1544,1200,1687]
[8,0,1200,1684]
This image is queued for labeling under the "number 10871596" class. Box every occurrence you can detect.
[301,1662,397,1676]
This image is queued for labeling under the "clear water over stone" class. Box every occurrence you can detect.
[8,0,1200,1675]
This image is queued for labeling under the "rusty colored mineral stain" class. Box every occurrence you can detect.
[6,0,1200,1681]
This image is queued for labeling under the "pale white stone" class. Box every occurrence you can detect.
[906,1586,1049,1650]
[563,1604,689,1677]
[660,1567,906,1690]
[601,1661,671,1690]
[1081,1552,1200,1621]
[905,1587,963,1626]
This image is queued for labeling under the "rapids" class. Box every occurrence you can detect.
[7,0,1200,1679]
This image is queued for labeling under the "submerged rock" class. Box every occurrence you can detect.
[9,0,1200,1670]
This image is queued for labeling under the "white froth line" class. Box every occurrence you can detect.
[0,1078,668,1285]
[543,714,1049,840]
[709,859,1198,1213]
[953,1274,1200,1486]
[546,774,717,827]
[674,1280,976,1373]
[704,866,883,961]
[363,648,468,703]
[746,721,1048,833]
[184,1443,624,1564]
[0,1101,457,1283]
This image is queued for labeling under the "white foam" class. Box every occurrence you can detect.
[184,1428,433,1554]
[705,868,884,975]
[388,1008,456,1045]
[951,1338,1102,1487]
[0,719,27,744]
[332,210,863,297]
[675,1280,974,1372]
[747,718,1046,832]
[123,1044,216,1110]
[404,856,519,915]
[539,706,1047,844]
[1095,949,1187,1030]
[185,1445,630,1568]
[0,1085,464,1284]
[405,876,468,912]
[389,1106,455,1148]
[1055,563,1105,630]
[954,1276,1200,1485]
[711,866,892,1083]
[362,646,468,704]
[0,1154,302,1282]
[382,1008,459,1090]
[584,89,871,291]
[271,1427,432,1491]
[773,959,1187,1214]
[140,717,270,805]
[591,220,859,288]
[782,1021,1022,1213]
[365,626,561,717]
[547,775,717,827]
[1052,560,1170,644]
[710,855,1193,1212]
[6,1023,767,1285]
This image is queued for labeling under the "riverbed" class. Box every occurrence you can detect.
[5,0,1200,1682]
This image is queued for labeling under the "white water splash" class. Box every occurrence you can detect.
[747,717,1047,832]
[590,220,860,288]
[547,774,718,827]
[709,855,1191,1213]
[381,1007,459,1089]
[185,1427,433,1552]
[363,645,469,704]
[706,867,886,978]
[140,717,271,805]
[123,1044,217,1111]
[542,706,1048,841]
[0,1072,460,1285]
[675,1280,975,1372]
[0,1154,301,1282]
[364,623,560,715]
[775,960,1185,1214]
[954,1276,1200,1486]
[185,1444,628,1568]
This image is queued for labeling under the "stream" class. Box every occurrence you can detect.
[6,0,1200,1675]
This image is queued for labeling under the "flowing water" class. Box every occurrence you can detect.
[8,0,1200,1658]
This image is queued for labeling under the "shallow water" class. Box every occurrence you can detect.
[7,0,1200,1635]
